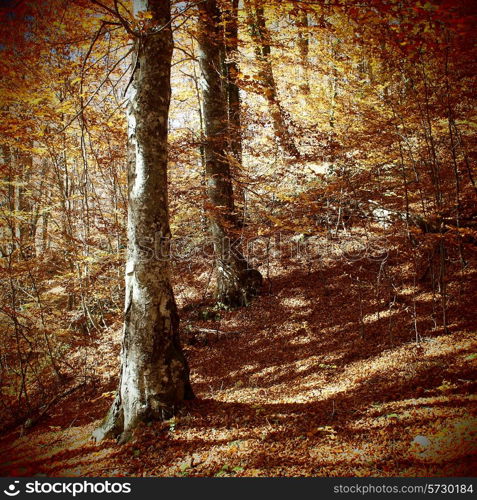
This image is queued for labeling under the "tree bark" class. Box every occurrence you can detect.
[197,0,262,308]
[93,0,193,444]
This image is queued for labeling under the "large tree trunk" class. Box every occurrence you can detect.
[197,0,262,308]
[244,0,300,158]
[93,0,193,444]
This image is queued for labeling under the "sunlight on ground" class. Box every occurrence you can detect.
[1,258,476,477]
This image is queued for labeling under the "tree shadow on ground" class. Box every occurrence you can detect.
[1,250,475,476]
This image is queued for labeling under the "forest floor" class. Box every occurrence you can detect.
[1,235,476,477]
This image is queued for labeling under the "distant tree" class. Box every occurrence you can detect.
[223,0,242,166]
[294,8,311,96]
[222,0,246,219]
[196,0,262,308]
[244,0,300,158]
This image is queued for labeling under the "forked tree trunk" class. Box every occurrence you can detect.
[93,0,193,444]
[197,0,262,308]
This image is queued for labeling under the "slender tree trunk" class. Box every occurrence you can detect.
[41,211,49,253]
[197,0,262,308]
[190,50,208,232]
[17,149,35,259]
[244,0,300,158]
[223,0,242,165]
[93,0,193,444]
[0,144,15,257]
[296,10,311,95]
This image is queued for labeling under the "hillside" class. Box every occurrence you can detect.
[1,235,476,477]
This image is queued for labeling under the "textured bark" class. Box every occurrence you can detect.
[245,0,300,158]
[93,0,193,444]
[197,0,262,308]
